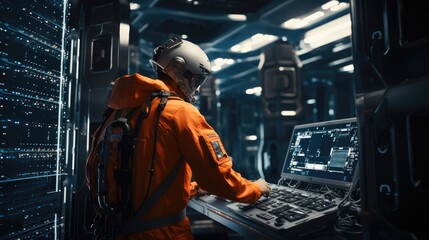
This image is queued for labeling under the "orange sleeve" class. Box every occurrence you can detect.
[173,105,262,204]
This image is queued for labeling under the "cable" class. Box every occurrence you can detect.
[334,175,362,239]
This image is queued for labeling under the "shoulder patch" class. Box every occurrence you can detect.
[210,140,225,159]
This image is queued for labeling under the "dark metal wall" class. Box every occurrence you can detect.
[351,0,429,238]
[73,0,131,239]
[82,0,130,123]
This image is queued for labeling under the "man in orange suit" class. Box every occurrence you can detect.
[86,35,270,240]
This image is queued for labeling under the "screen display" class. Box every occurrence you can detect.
[281,118,359,189]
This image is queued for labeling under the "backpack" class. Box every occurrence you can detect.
[85,90,184,240]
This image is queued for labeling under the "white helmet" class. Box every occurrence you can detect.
[150,36,211,103]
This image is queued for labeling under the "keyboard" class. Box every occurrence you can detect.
[226,183,342,230]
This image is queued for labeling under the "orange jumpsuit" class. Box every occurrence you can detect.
[87,73,262,240]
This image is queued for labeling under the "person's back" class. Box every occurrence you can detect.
[86,36,270,240]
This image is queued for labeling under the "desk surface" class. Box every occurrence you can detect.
[188,195,344,240]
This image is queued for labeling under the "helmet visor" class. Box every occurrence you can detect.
[183,69,209,91]
[190,74,209,92]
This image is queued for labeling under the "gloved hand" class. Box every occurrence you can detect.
[254,178,271,197]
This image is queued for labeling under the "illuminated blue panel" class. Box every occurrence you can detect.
[0,0,70,239]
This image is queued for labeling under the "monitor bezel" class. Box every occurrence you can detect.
[280,117,359,189]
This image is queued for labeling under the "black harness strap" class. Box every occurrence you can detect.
[119,158,185,235]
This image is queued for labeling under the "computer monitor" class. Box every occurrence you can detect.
[281,117,359,189]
